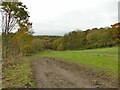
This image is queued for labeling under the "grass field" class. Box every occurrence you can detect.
[36,47,118,75]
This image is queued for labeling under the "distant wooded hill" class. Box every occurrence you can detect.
[32,26,118,51]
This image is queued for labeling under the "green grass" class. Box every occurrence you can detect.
[3,57,34,88]
[2,47,118,88]
[3,47,118,88]
[36,47,118,75]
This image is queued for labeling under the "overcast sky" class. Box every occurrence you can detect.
[20,0,119,36]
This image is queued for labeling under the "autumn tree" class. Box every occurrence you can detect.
[12,23,33,56]
[111,23,120,46]
[1,2,31,58]
[59,27,115,50]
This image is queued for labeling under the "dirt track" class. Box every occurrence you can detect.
[31,57,117,88]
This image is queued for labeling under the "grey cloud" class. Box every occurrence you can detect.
[21,0,118,35]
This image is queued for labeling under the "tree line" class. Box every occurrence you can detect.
[32,26,119,51]
[1,2,33,66]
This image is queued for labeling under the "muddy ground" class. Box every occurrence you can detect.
[31,57,118,88]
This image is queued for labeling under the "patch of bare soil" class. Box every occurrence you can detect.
[31,57,118,88]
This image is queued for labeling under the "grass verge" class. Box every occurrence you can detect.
[3,57,34,88]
